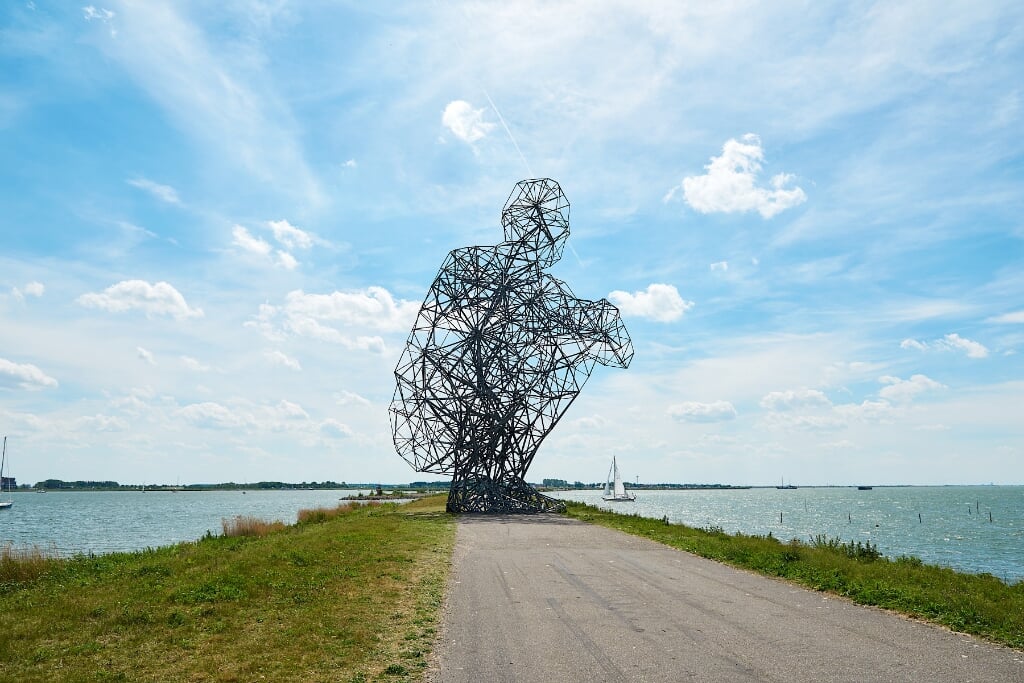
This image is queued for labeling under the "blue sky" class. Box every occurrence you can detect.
[2,1,1023,487]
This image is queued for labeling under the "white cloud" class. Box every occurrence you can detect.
[710,261,729,272]
[177,402,248,429]
[902,333,988,358]
[268,219,314,250]
[136,347,155,365]
[343,159,357,168]
[761,412,845,433]
[878,374,945,402]
[667,400,737,423]
[987,311,1024,324]
[276,250,298,270]
[607,283,693,322]
[232,225,272,256]
[82,6,114,22]
[320,418,353,438]
[265,350,301,371]
[0,357,59,390]
[77,280,203,320]
[442,100,495,143]
[72,414,129,432]
[127,177,181,205]
[233,223,310,270]
[251,287,419,352]
[760,388,832,411]
[271,399,309,421]
[336,390,370,406]
[676,134,807,218]
[11,281,45,302]
[180,356,211,372]
[937,333,988,359]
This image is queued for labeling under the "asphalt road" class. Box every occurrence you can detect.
[428,514,1023,682]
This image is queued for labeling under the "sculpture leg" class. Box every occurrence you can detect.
[447,470,565,514]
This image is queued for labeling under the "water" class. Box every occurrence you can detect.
[4,486,1022,584]
[552,486,1024,584]
[0,489,382,555]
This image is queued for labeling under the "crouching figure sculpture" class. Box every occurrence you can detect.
[389,179,633,513]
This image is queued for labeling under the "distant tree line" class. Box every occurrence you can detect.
[33,479,353,491]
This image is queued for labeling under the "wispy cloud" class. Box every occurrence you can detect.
[180,356,212,373]
[232,225,271,256]
[901,333,989,359]
[265,350,301,371]
[82,6,116,36]
[11,281,44,301]
[671,134,806,218]
[667,401,737,423]
[127,177,181,204]
[136,346,155,365]
[760,388,831,411]
[89,3,320,203]
[987,311,1024,324]
[268,220,314,250]
[233,221,320,270]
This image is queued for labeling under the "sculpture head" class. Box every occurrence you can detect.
[501,178,570,267]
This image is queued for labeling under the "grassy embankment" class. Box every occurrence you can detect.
[0,495,453,682]
[564,500,1024,650]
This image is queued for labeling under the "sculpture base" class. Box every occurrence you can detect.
[446,476,566,514]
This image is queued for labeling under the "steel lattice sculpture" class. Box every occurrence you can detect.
[390,179,633,513]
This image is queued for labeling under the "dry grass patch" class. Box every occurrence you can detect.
[0,544,60,583]
[296,500,379,524]
[220,515,286,537]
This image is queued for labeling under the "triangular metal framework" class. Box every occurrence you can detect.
[390,179,633,513]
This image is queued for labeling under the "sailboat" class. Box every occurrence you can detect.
[602,455,635,502]
[1,436,13,510]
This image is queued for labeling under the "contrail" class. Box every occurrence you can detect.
[482,89,534,178]
[442,2,583,265]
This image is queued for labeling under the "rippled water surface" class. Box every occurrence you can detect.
[0,489,380,555]
[552,486,1024,583]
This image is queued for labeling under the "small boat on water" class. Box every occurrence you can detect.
[1,436,13,510]
[602,456,636,502]
[776,476,797,490]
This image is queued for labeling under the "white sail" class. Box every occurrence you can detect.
[601,455,634,502]
[613,457,626,497]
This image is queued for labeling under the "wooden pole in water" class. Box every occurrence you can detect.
[919,513,922,523]
[989,511,993,523]
[779,512,783,523]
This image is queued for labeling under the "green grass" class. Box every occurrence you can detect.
[563,501,1024,650]
[0,497,454,682]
